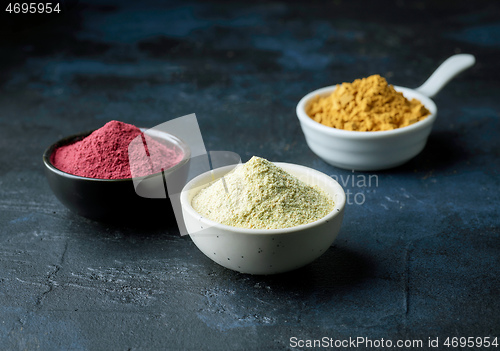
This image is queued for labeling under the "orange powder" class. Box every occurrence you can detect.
[306,75,430,131]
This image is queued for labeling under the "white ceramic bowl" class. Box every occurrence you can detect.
[180,162,346,275]
[296,85,437,171]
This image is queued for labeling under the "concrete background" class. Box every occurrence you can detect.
[0,0,498,350]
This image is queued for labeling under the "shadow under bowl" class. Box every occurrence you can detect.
[296,86,438,171]
[43,128,190,223]
[180,162,346,275]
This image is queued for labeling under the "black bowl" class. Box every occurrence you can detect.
[43,128,191,223]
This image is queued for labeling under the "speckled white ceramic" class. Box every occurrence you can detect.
[180,163,346,275]
[296,54,475,171]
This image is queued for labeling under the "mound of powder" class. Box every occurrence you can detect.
[51,120,184,179]
[307,74,430,131]
[191,156,334,230]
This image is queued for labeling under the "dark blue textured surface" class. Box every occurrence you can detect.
[0,1,499,350]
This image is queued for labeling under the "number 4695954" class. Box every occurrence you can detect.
[6,3,61,14]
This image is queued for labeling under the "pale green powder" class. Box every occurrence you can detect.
[191,156,334,229]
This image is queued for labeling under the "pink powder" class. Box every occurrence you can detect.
[51,120,184,179]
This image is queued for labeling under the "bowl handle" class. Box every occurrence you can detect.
[415,54,475,98]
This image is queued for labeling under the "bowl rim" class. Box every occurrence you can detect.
[296,84,438,139]
[43,127,191,182]
[180,162,346,235]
